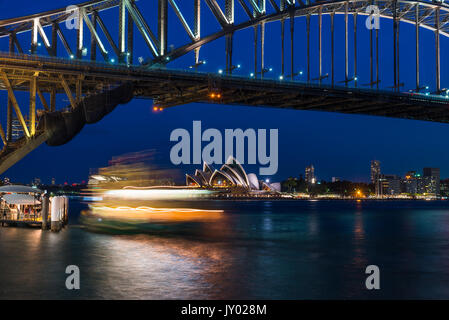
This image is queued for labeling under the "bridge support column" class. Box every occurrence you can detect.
[158,0,168,57]
[50,87,56,112]
[119,0,127,63]
[331,13,334,87]
[353,13,357,88]
[194,0,201,68]
[370,18,373,89]
[318,7,322,84]
[90,12,97,61]
[254,25,258,78]
[415,5,420,92]
[344,2,348,86]
[376,27,379,89]
[281,19,285,77]
[226,33,234,74]
[127,6,134,64]
[6,38,13,141]
[291,10,295,81]
[29,77,36,136]
[51,23,58,57]
[393,0,399,91]
[261,22,265,79]
[306,14,309,82]
[6,94,12,142]
[435,7,440,93]
[76,8,84,59]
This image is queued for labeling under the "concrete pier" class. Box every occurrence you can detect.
[50,196,62,232]
[41,194,49,230]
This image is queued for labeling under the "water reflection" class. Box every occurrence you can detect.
[3,199,449,299]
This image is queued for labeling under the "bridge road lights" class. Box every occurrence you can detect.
[410,85,430,93]
[229,64,241,73]
[312,74,329,85]
[189,60,206,72]
[284,70,304,81]
[339,76,360,87]
[251,67,273,79]
[218,65,240,75]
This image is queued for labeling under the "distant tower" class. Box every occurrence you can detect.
[305,165,315,184]
[33,177,41,186]
[370,160,381,184]
[51,177,56,185]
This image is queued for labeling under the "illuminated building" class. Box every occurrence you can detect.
[403,172,418,194]
[423,168,440,196]
[33,177,41,186]
[370,160,381,184]
[383,175,401,195]
[305,165,315,184]
[186,156,280,192]
[371,160,383,196]
[440,179,449,198]
[417,176,438,196]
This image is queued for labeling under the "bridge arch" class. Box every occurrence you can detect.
[0,0,449,174]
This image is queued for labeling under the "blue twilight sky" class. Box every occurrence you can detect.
[0,0,448,184]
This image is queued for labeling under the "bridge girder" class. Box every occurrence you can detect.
[1,1,449,173]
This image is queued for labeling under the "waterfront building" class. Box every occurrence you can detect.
[186,156,281,192]
[441,179,449,198]
[370,160,381,184]
[381,175,402,195]
[403,172,418,194]
[417,175,439,196]
[305,165,315,184]
[423,167,440,195]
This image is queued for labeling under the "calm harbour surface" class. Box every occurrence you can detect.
[1,199,449,299]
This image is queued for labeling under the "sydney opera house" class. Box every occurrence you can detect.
[186,156,281,193]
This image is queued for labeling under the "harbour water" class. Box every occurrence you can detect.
[1,199,449,299]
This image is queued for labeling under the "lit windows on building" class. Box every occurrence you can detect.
[305,165,315,184]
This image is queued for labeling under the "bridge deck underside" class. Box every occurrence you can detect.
[2,55,449,124]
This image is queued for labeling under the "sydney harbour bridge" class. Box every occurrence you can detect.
[0,0,448,173]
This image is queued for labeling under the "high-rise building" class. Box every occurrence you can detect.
[383,175,402,195]
[370,160,381,184]
[51,177,56,185]
[441,179,449,198]
[403,172,418,194]
[423,167,440,195]
[305,165,315,184]
[418,176,439,196]
[332,177,340,183]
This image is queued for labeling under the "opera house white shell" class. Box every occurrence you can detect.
[186,156,280,192]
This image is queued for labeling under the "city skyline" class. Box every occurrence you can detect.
[1,0,449,186]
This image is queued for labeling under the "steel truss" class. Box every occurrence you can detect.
[0,0,449,173]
